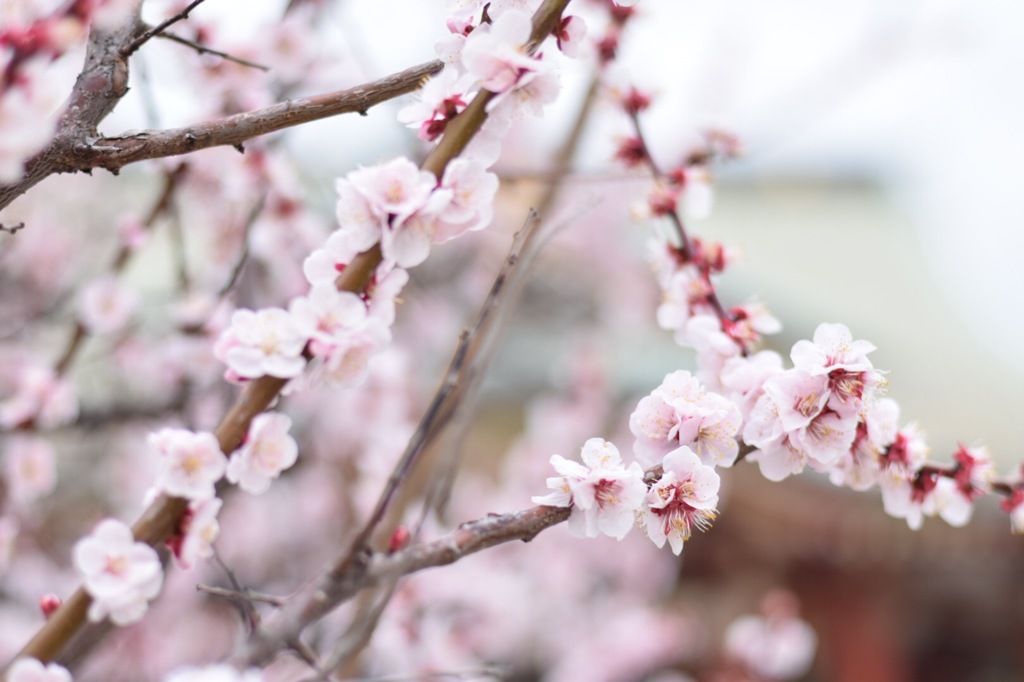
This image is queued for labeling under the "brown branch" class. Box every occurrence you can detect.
[0,59,443,214]
[242,505,570,668]
[154,31,270,71]
[121,0,209,57]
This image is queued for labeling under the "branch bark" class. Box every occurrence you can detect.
[242,505,571,667]
[0,56,443,215]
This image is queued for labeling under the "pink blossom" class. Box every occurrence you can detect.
[348,157,438,229]
[433,158,499,241]
[396,68,470,142]
[655,266,709,334]
[366,265,410,327]
[642,446,720,554]
[302,230,363,285]
[461,10,543,94]
[629,370,742,468]
[77,275,138,334]
[554,15,587,58]
[744,367,859,478]
[828,397,900,491]
[881,468,972,531]
[724,592,817,680]
[226,412,298,494]
[1001,488,1024,534]
[6,658,71,682]
[379,189,452,267]
[686,314,741,390]
[790,322,881,416]
[531,438,646,540]
[720,350,784,418]
[73,519,163,625]
[289,282,374,353]
[213,307,307,381]
[929,476,974,527]
[3,435,57,505]
[489,67,560,119]
[149,428,226,500]
[681,166,714,220]
[879,423,929,476]
[724,301,782,350]
[952,443,994,500]
[444,0,482,22]
[0,365,78,429]
[172,497,222,569]
[334,179,384,253]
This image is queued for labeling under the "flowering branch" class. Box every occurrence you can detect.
[242,505,571,668]
[0,59,443,215]
[4,0,574,672]
[80,59,445,171]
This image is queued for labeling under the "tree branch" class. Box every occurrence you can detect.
[0,59,443,214]
[242,505,570,667]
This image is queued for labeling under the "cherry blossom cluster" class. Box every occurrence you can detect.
[533,373,731,556]
[610,83,1024,534]
[67,410,299,627]
[398,0,583,163]
[215,0,590,388]
[212,153,499,387]
[533,317,1016,553]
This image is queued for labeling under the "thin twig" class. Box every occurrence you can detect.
[336,668,506,682]
[241,211,548,666]
[197,584,286,608]
[0,222,24,234]
[122,0,209,57]
[217,194,267,299]
[0,59,443,213]
[156,30,270,71]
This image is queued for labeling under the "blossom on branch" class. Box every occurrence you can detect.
[213,308,308,382]
[168,497,222,569]
[0,365,78,430]
[149,428,226,501]
[462,10,546,94]
[73,519,163,626]
[532,438,646,540]
[641,446,720,555]
[226,412,298,494]
[6,658,72,682]
[2,435,57,505]
[77,275,138,335]
[629,369,741,468]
